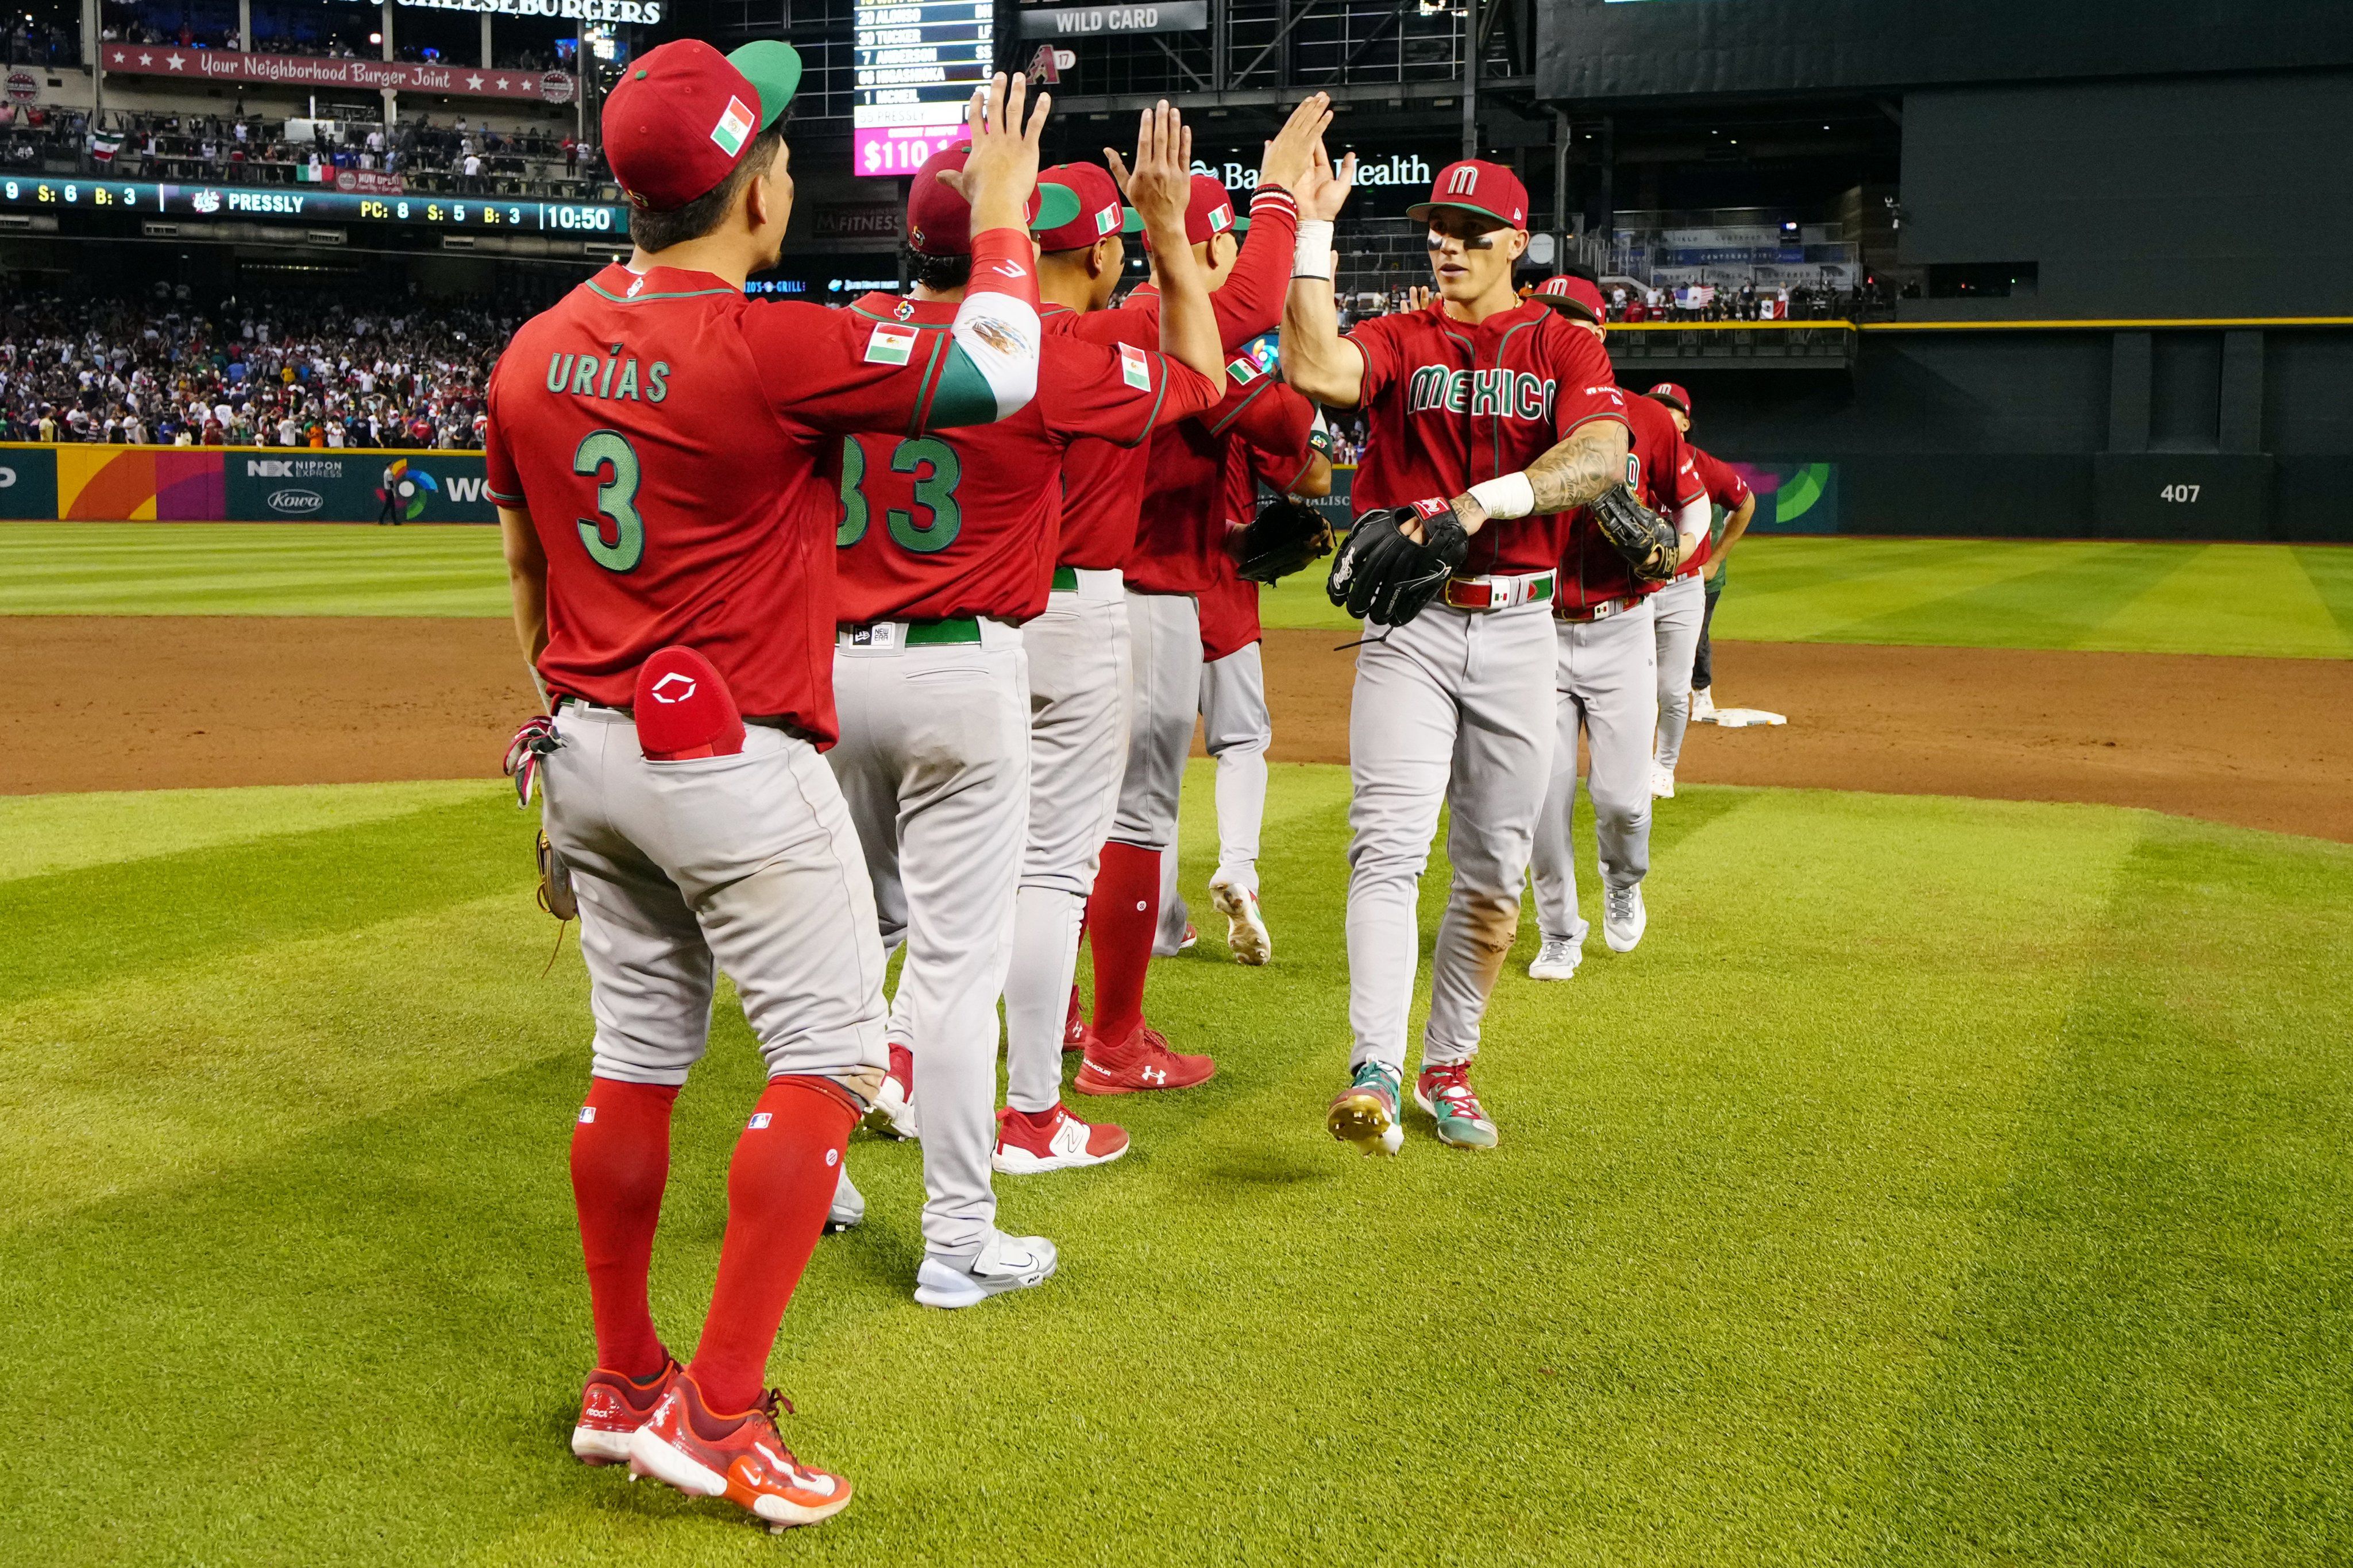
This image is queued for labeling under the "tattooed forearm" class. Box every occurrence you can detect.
[1525,423,1630,513]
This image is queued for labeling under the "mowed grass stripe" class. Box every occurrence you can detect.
[1861,821,2353,1563]
[0,522,509,616]
[0,791,537,1006]
[0,778,496,883]
[2093,542,2352,659]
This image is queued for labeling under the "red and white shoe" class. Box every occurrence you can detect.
[863,1042,918,1140]
[993,1102,1130,1173]
[572,1357,678,1466]
[628,1374,853,1531]
[1073,1022,1215,1096]
[1062,987,1093,1055]
[1209,876,1271,966]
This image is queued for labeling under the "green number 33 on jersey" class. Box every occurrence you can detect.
[574,429,645,572]
[836,435,962,553]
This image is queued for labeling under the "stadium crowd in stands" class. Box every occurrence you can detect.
[0,282,520,447]
[101,21,570,71]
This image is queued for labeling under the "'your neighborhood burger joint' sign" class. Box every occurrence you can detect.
[102,46,578,103]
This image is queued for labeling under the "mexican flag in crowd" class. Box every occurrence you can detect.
[88,132,122,163]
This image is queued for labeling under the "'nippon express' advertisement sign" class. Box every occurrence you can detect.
[230,454,497,523]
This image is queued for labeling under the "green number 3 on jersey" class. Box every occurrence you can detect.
[836,435,962,553]
[574,429,645,572]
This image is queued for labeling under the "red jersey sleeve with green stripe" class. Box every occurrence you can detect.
[1689,446,1752,511]
[483,406,522,506]
[741,291,1037,437]
[1043,331,1222,446]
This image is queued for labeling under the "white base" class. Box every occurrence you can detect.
[1711,707,1787,728]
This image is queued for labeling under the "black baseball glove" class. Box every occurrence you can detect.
[1589,483,1680,583]
[1326,504,1471,626]
[1233,496,1334,584]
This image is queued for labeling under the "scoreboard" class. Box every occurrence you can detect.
[853,0,992,177]
[0,176,627,234]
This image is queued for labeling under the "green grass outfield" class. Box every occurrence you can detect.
[3,763,2348,1565]
[3,522,2350,656]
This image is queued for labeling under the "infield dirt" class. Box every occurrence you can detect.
[6,616,2349,844]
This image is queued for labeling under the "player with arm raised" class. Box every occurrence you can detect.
[824,107,1221,1227]
[486,47,1044,1528]
[1521,279,1709,981]
[1282,151,1635,1155]
[996,95,1329,1126]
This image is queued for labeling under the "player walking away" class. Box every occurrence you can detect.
[1644,381,1756,739]
[1281,154,1639,1154]
[1522,277,1711,982]
[1156,408,1333,964]
[486,46,1046,1528]
[828,113,1221,1233]
[997,95,1330,1119]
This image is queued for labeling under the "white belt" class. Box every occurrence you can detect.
[1442,569,1556,612]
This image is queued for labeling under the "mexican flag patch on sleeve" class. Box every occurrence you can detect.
[1119,343,1153,391]
[865,323,920,366]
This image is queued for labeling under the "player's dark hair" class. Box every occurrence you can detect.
[909,250,974,292]
[626,119,787,255]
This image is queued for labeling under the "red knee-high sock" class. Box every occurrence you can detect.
[1086,840,1160,1049]
[570,1076,681,1379]
[685,1075,858,1414]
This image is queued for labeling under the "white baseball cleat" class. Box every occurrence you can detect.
[1690,687,1716,723]
[1527,937,1583,981]
[1651,763,1676,799]
[1602,883,1648,953]
[912,1229,1058,1310]
[1209,875,1272,966]
[825,1167,864,1234]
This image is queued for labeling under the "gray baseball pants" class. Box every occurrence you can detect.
[1346,600,1557,1076]
[828,624,1030,1260]
[538,705,889,1091]
[1650,572,1707,771]
[1530,600,1660,946]
[1159,639,1271,947]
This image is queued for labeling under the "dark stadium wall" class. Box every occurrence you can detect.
[1645,329,2353,542]
[1896,71,2353,321]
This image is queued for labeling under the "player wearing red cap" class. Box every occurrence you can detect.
[1644,381,1756,769]
[485,44,1047,1528]
[825,107,1221,1245]
[996,96,1330,1128]
[1156,408,1333,963]
[1521,280,1711,982]
[1283,150,1658,1154]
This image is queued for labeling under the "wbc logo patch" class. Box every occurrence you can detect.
[865,323,920,365]
[711,95,755,157]
[1119,343,1152,391]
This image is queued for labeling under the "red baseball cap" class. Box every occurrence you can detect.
[1142,173,1251,249]
[1407,159,1529,231]
[905,144,1076,256]
[1032,161,1139,251]
[603,39,800,212]
[1646,381,1693,415]
[1532,273,1606,323]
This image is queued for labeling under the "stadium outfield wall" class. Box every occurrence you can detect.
[0,443,495,525]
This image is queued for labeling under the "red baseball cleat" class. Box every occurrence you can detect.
[572,1357,678,1466]
[628,1373,853,1530]
[1062,987,1093,1055]
[1072,1022,1214,1096]
[992,1102,1129,1173]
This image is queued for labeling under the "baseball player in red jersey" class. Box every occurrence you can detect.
[485,46,1046,1528]
[1645,382,1756,761]
[1156,401,1332,963]
[1283,153,1641,1154]
[826,111,1221,1241]
[997,98,1329,1131]
[1522,277,1711,982]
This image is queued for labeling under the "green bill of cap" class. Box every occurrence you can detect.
[726,41,803,129]
[1028,181,1085,233]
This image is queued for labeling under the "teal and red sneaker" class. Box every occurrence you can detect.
[1327,1061,1403,1156]
[1414,1062,1499,1150]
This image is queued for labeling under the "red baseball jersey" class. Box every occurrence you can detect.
[834,292,1217,625]
[1127,361,1316,596]
[1198,433,1318,661]
[483,262,1024,744]
[1675,443,1753,579]
[1047,185,1298,573]
[1344,298,1627,576]
[1558,386,1706,609]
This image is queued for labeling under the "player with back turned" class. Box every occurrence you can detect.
[484,46,1046,1529]
[1282,148,1656,1156]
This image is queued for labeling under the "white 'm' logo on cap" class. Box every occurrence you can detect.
[1445,165,1479,195]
